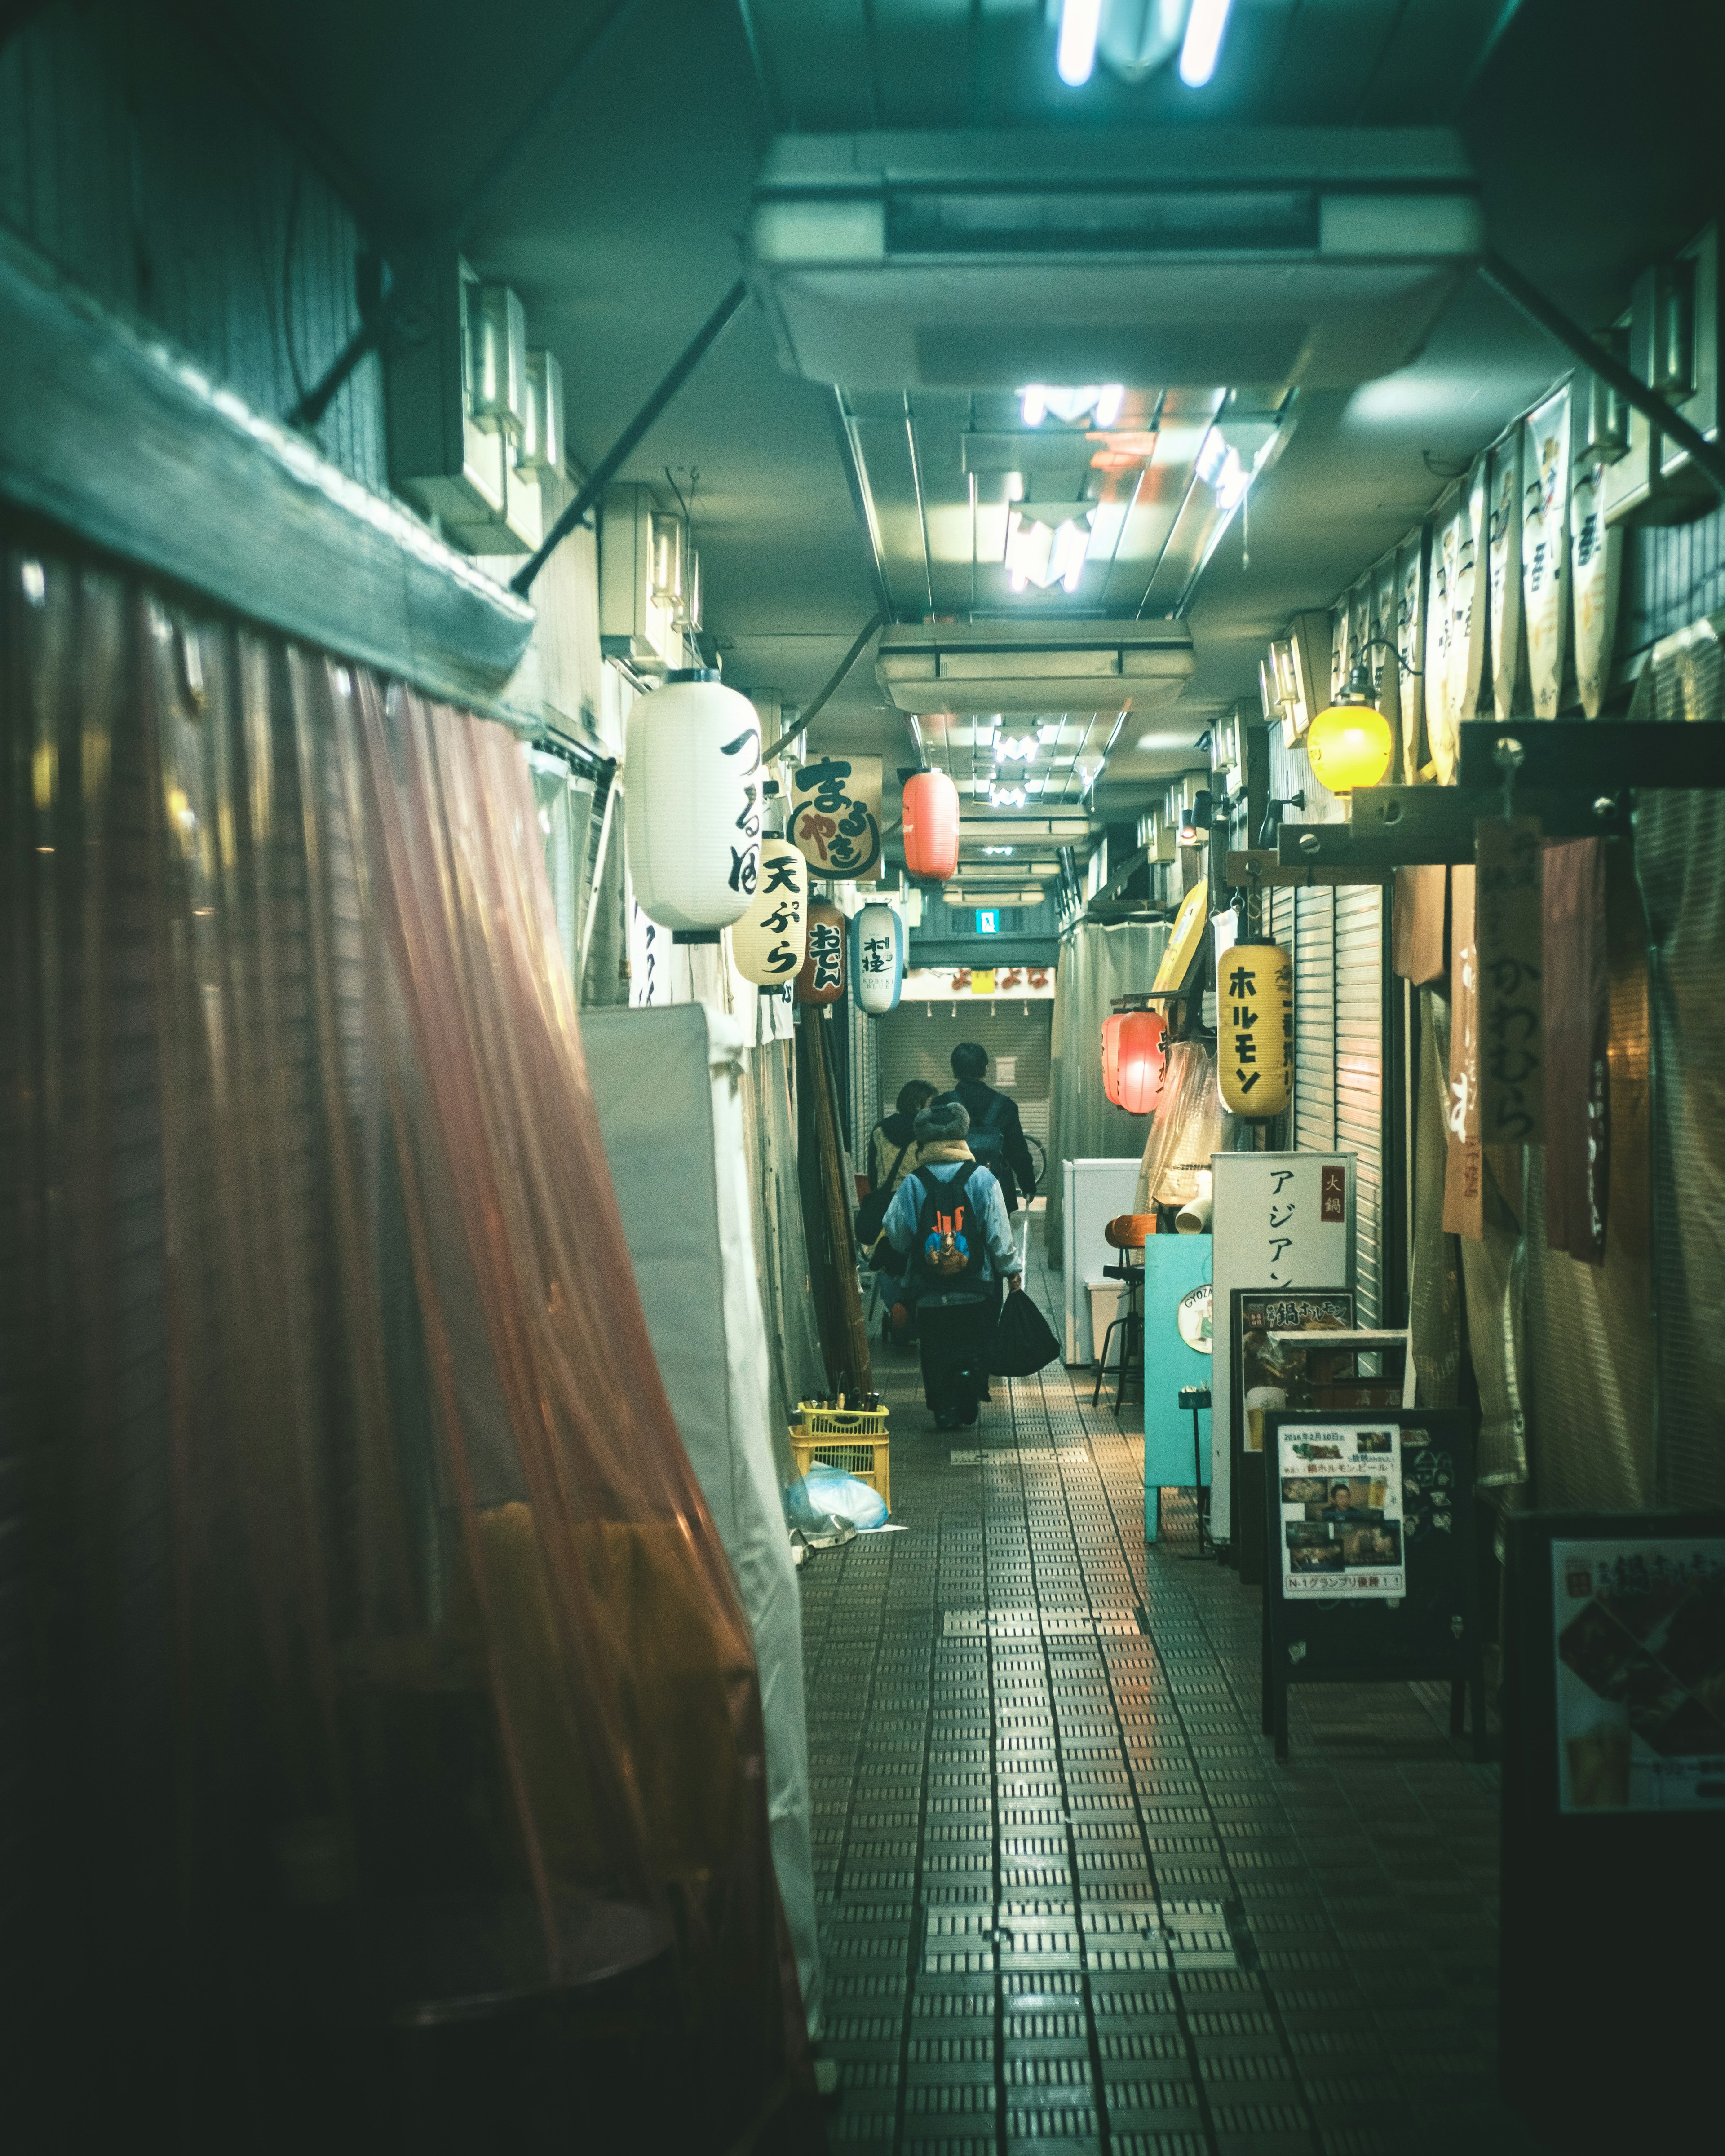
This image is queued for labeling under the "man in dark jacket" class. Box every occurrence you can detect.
[936,1042,1038,1215]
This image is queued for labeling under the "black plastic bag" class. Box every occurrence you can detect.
[989,1288,1061,1377]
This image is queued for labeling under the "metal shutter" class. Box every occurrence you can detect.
[875,1000,1053,1145]
[1268,885,1297,1134]
[1335,884,1384,1326]
[1293,886,1336,1154]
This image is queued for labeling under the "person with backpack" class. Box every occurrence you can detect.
[881,1098,1020,1430]
[934,1042,1039,1217]
[856,1078,940,1319]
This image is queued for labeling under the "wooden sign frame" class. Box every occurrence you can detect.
[1227,1286,1357,1588]
[1261,1408,1484,1764]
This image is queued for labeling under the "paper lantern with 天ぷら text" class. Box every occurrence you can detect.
[729,838,807,988]
[1115,1010,1168,1115]
[901,769,960,882]
[1219,939,1292,1119]
[796,900,847,1005]
[850,901,904,1014]
[623,669,761,937]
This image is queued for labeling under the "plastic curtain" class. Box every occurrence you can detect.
[1044,919,1168,1266]
[1134,1041,1225,1213]
[0,535,818,2147]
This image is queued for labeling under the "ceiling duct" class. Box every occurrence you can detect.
[747,128,1482,391]
[877,619,1195,716]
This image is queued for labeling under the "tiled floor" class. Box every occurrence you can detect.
[800,1224,1545,2156]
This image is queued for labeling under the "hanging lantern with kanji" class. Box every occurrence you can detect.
[1218,938,1293,1119]
[796,899,847,1005]
[901,769,960,882]
[623,669,761,939]
[729,838,808,990]
[849,900,905,1015]
[1116,1010,1169,1115]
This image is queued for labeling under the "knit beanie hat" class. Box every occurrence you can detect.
[914,1098,970,1145]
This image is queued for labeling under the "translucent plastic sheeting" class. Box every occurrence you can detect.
[0,537,819,2147]
[1045,918,1169,1265]
[1135,1041,1225,1213]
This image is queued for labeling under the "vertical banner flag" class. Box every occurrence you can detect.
[1396,529,1427,780]
[1474,817,1546,1145]
[790,755,883,882]
[1489,427,1527,721]
[1522,386,1572,719]
[1571,457,1622,719]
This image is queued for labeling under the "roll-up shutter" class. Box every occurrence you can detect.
[1293,886,1336,1153]
[875,1001,1053,1148]
[1335,884,1384,1325]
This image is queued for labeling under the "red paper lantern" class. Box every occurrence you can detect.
[796,899,847,1004]
[1101,1012,1126,1105]
[902,769,960,882]
[1116,1011,1168,1116]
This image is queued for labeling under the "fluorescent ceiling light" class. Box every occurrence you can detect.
[1006,509,1093,593]
[1056,0,1101,88]
[1179,0,1231,87]
[982,845,1014,855]
[990,783,1029,808]
[996,734,1039,761]
[1019,383,1127,430]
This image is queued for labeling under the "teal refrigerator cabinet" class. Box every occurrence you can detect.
[1139,1235,1212,1542]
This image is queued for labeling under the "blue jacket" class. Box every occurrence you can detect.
[884,1157,1017,1281]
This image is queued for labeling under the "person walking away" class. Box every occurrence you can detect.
[883,1099,1020,1429]
[936,1041,1038,1223]
[859,1078,939,1324]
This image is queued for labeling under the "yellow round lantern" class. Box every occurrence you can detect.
[1307,694,1393,794]
[1219,939,1293,1120]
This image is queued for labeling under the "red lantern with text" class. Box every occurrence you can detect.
[1116,1011,1168,1115]
[902,769,960,882]
[796,899,847,1005]
[1101,1012,1126,1105]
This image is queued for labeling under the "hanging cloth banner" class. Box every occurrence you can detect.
[1522,385,1573,719]
[1570,457,1622,719]
[1425,494,1459,783]
[1396,527,1428,780]
[1489,427,1528,722]
[789,754,883,881]
[1370,554,1400,761]
[1443,863,1485,1238]
[1448,452,1489,729]
[1475,817,1546,1147]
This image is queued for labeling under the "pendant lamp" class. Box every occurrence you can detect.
[729,838,808,988]
[1306,658,1394,794]
[796,899,846,1005]
[902,769,960,882]
[623,668,761,939]
[1116,1010,1168,1115]
[1219,938,1293,1119]
[850,901,905,1014]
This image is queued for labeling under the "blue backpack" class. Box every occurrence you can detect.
[908,1166,987,1286]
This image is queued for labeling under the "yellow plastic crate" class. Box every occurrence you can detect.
[795,1402,889,1439]
[789,1430,890,1514]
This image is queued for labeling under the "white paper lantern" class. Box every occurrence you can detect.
[850,901,904,1015]
[729,839,808,987]
[624,669,761,938]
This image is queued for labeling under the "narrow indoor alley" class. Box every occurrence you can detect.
[805,1230,1520,2156]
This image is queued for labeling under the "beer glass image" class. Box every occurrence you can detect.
[1565,1722,1632,1808]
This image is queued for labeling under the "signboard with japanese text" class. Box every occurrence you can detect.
[1522,384,1572,720]
[901,965,1056,1002]
[1570,458,1621,718]
[1210,1153,1353,1549]
[1278,1424,1407,1600]
[1262,1410,1480,1765]
[789,754,883,882]
[1474,817,1544,1145]
[1551,1536,1725,1814]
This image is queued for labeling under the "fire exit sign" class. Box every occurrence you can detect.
[975,909,999,934]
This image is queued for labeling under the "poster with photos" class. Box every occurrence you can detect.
[1279,1423,1406,1599]
[1552,1537,1725,1814]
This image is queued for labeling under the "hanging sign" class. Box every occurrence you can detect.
[1522,386,1572,719]
[1489,428,1527,721]
[1152,880,1210,992]
[1218,939,1293,1120]
[1570,458,1622,719]
[1424,496,1459,782]
[1444,864,1485,1237]
[795,898,846,1004]
[789,754,883,881]
[1396,529,1428,779]
[1447,453,1488,727]
[850,901,904,1013]
[902,965,1055,1002]
[1474,817,1545,1145]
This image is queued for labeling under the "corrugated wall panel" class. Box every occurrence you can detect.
[1293,886,1336,1154]
[1336,884,1384,1326]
